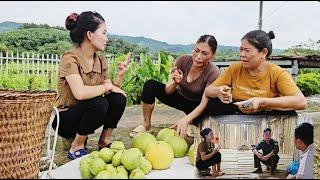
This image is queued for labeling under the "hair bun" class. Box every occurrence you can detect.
[200,128,212,139]
[267,30,275,40]
[200,131,205,138]
[65,13,79,31]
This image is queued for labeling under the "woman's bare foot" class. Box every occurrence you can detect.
[211,171,224,177]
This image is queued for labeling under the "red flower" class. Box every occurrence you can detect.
[68,13,79,22]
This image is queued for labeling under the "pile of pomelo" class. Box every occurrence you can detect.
[79,128,195,179]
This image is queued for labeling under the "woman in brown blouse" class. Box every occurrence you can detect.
[52,11,130,160]
[130,35,220,138]
[196,128,224,177]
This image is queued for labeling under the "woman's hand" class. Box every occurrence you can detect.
[170,66,183,84]
[213,147,219,153]
[117,52,131,76]
[103,79,126,97]
[103,79,113,93]
[110,85,126,97]
[217,85,232,104]
[170,116,190,139]
[235,97,264,114]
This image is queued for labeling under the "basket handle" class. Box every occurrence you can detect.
[41,107,60,179]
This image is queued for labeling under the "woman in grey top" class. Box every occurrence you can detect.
[130,35,220,138]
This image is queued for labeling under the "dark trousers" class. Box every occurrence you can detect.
[254,153,280,170]
[196,152,222,170]
[52,93,126,138]
[141,79,239,125]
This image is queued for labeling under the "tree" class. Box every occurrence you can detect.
[281,39,320,56]
[105,38,149,56]
[0,43,9,54]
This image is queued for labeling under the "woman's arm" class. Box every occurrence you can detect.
[184,92,209,123]
[205,84,220,98]
[165,67,183,95]
[113,75,124,87]
[205,84,232,103]
[165,79,178,95]
[66,74,111,100]
[113,53,131,87]
[260,92,307,111]
[200,148,219,161]
[173,92,209,138]
[237,92,307,114]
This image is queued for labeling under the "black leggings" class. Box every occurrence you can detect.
[52,93,126,138]
[196,152,222,170]
[141,79,239,125]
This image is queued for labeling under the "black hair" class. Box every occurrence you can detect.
[196,34,218,53]
[263,127,271,133]
[241,30,275,57]
[200,128,212,139]
[65,11,105,44]
[294,122,313,146]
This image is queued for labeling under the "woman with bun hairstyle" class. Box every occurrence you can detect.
[130,35,220,138]
[196,128,224,177]
[204,30,307,114]
[52,11,130,160]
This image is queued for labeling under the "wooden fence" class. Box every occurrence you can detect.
[0,52,116,76]
[1,52,319,83]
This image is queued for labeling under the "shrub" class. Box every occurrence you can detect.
[297,72,320,96]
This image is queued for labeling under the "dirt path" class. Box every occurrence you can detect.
[117,103,185,128]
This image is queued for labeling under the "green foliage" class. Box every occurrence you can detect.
[108,51,174,105]
[0,28,69,53]
[0,27,148,56]
[0,74,56,91]
[38,41,73,55]
[20,23,65,30]
[297,71,320,96]
[105,38,148,56]
[0,43,9,54]
[0,74,29,90]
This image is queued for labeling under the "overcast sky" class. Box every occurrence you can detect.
[1,1,319,49]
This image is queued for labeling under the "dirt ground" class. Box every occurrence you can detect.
[41,102,320,178]
[41,103,189,168]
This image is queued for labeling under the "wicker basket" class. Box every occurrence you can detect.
[0,89,57,179]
